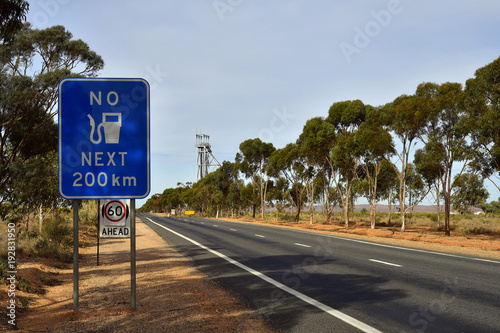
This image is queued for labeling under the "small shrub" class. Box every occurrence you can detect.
[19,297,30,309]
[18,276,33,293]
[460,226,498,236]
[33,215,72,259]
[429,223,456,233]
[0,258,9,284]
[42,216,72,248]
[79,200,98,226]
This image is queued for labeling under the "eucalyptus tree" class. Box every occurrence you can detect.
[354,106,394,228]
[376,159,399,225]
[414,141,445,224]
[325,100,368,227]
[381,93,428,231]
[297,117,335,223]
[451,173,488,226]
[0,23,104,204]
[465,56,500,191]
[0,0,29,43]
[403,163,429,225]
[237,138,275,219]
[268,143,307,222]
[8,150,60,233]
[266,176,290,219]
[227,179,243,217]
[213,160,240,215]
[417,82,472,236]
[160,185,186,215]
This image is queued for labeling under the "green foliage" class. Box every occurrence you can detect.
[451,173,489,215]
[237,138,275,219]
[35,215,72,258]
[78,200,98,226]
[0,0,29,43]
[18,275,33,293]
[19,297,30,309]
[268,143,307,222]
[460,226,499,237]
[428,214,439,223]
[0,258,9,284]
[1,23,104,210]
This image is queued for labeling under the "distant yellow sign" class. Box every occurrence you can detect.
[185,210,195,215]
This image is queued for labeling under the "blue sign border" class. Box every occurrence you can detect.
[58,77,150,199]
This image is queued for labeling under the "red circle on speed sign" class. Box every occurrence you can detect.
[104,200,127,222]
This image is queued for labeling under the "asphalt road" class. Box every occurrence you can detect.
[139,213,500,333]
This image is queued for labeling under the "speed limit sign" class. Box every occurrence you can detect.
[100,199,131,237]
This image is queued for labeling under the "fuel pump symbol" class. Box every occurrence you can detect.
[87,113,122,144]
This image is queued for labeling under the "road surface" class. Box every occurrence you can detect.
[139,213,500,333]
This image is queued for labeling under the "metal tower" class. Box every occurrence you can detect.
[196,134,221,180]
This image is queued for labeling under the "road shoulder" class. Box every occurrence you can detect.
[17,218,275,332]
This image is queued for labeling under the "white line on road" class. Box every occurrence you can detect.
[255,234,265,238]
[247,223,500,265]
[145,217,382,333]
[369,259,402,267]
[320,234,500,264]
[230,229,237,231]
[294,243,311,248]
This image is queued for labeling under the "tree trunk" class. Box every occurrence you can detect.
[435,183,441,227]
[309,185,314,224]
[39,205,43,233]
[399,165,407,232]
[370,178,378,229]
[324,177,331,224]
[470,206,474,226]
[370,203,377,229]
[388,190,393,226]
[399,191,406,232]
[261,177,268,221]
[444,194,451,236]
[343,179,351,227]
[343,203,349,227]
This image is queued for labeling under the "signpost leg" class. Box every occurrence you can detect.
[97,200,100,266]
[131,199,136,310]
[73,200,79,312]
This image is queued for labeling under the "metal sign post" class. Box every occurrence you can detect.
[58,78,150,312]
[73,200,79,312]
[130,200,136,310]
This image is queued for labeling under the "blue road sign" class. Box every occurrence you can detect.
[58,78,150,199]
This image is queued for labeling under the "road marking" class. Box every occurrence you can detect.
[145,217,382,333]
[369,259,402,267]
[294,243,311,248]
[213,225,218,227]
[230,229,237,231]
[282,228,500,265]
[160,213,500,265]
[255,234,265,238]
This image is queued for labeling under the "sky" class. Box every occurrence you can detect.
[26,0,500,208]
